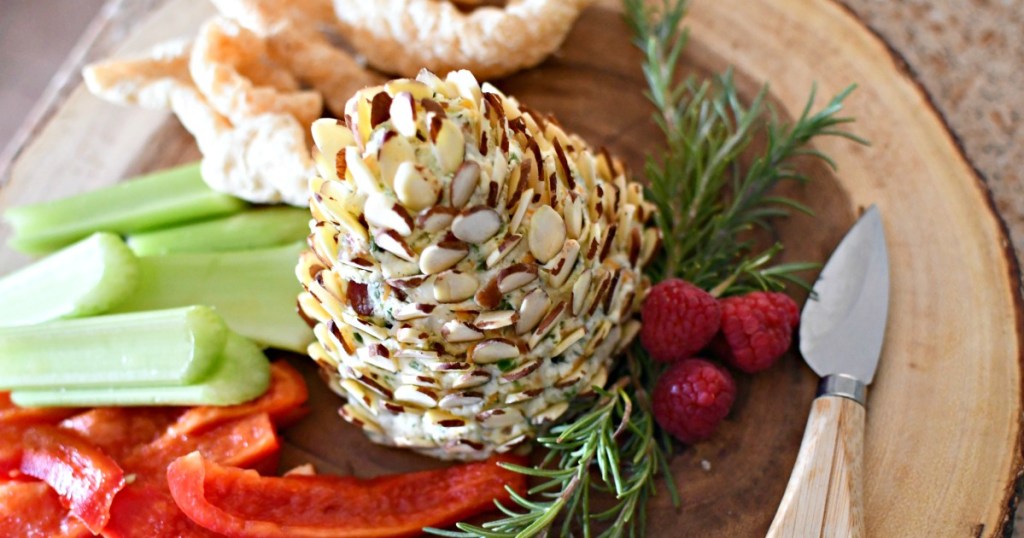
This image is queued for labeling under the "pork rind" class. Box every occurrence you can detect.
[332,0,595,80]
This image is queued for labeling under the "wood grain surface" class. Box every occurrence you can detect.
[0,0,1020,536]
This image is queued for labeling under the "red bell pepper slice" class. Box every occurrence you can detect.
[60,407,184,461]
[0,391,78,426]
[0,480,92,538]
[124,412,280,479]
[167,451,527,538]
[102,413,280,538]
[19,425,125,534]
[171,361,309,436]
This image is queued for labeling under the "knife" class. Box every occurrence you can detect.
[766,205,889,538]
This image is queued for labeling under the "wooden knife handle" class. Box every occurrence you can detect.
[766,395,865,538]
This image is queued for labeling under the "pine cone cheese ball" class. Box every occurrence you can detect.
[296,69,659,460]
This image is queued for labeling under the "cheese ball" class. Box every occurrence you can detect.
[296,69,658,460]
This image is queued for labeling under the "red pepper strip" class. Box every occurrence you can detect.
[0,426,25,476]
[102,413,281,538]
[171,361,309,436]
[167,451,527,538]
[0,391,78,426]
[19,425,125,534]
[60,407,184,461]
[102,484,221,538]
[0,480,92,538]
[124,412,280,479]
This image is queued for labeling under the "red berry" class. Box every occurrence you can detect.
[713,291,800,373]
[652,358,736,444]
[640,279,721,362]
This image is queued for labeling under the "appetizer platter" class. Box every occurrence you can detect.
[1,0,1021,536]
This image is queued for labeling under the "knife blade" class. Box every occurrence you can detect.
[767,205,890,538]
[801,204,890,398]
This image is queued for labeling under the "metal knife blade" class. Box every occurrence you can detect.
[799,205,889,386]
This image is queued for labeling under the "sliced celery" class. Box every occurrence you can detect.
[0,233,138,327]
[11,332,270,407]
[112,242,312,353]
[0,306,226,389]
[126,206,310,256]
[4,162,247,254]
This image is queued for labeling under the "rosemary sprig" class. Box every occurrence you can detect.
[432,1,863,536]
[628,0,865,295]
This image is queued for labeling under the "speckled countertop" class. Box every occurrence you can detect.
[842,0,1024,533]
[842,0,1024,252]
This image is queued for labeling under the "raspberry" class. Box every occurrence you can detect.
[713,291,800,373]
[652,358,736,444]
[640,279,721,362]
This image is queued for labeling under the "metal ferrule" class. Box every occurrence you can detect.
[817,374,867,405]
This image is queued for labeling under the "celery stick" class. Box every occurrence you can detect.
[112,242,312,353]
[4,162,247,254]
[126,206,310,256]
[11,332,270,407]
[0,306,226,389]
[0,233,138,327]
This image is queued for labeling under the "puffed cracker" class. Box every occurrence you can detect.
[332,0,596,80]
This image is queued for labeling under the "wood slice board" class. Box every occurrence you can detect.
[1,0,1021,536]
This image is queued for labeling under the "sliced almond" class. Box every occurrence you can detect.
[396,325,429,346]
[374,230,416,262]
[365,194,413,236]
[441,320,484,343]
[474,277,502,310]
[339,404,383,435]
[399,373,441,389]
[385,79,433,100]
[345,147,380,194]
[413,208,455,235]
[500,360,540,383]
[393,348,438,361]
[452,206,502,244]
[528,205,566,263]
[641,227,661,267]
[356,343,396,373]
[446,70,482,110]
[529,301,567,349]
[449,161,480,208]
[509,188,533,233]
[438,391,484,409]
[388,91,418,137]
[476,407,524,429]
[394,385,438,408]
[544,239,580,289]
[497,263,538,294]
[311,118,354,160]
[551,327,586,357]
[432,118,465,174]
[434,271,478,303]
[424,409,466,428]
[532,402,569,425]
[451,369,491,390]
[379,135,416,188]
[571,270,593,316]
[485,234,523,268]
[515,288,550,335]
[394,162,440,212]
[496,434,528,453]
[564,193,585,239]
[580,365,609,396]
[469,338,520,364]
[341,378,380,415]
[419,240,469,275]
[474,310,518,331]
[393,302,437,321]
[505,388,544,404]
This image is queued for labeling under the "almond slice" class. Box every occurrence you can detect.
[441,320,484,343]
[420,241,469,275]
[452,206,502,244]
[374,229,417,262]
[528,205,566,263]
[393,162,439,211]
[469,338,520,364]
[497,263,538,294]
[515,288,550,335]
[450,161,480,208]
[474,310,518,331]
[394,385,438,408]
[476,407,525,429]
[433,271,478,303]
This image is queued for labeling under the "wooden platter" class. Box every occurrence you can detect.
[1,0,1020,535]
